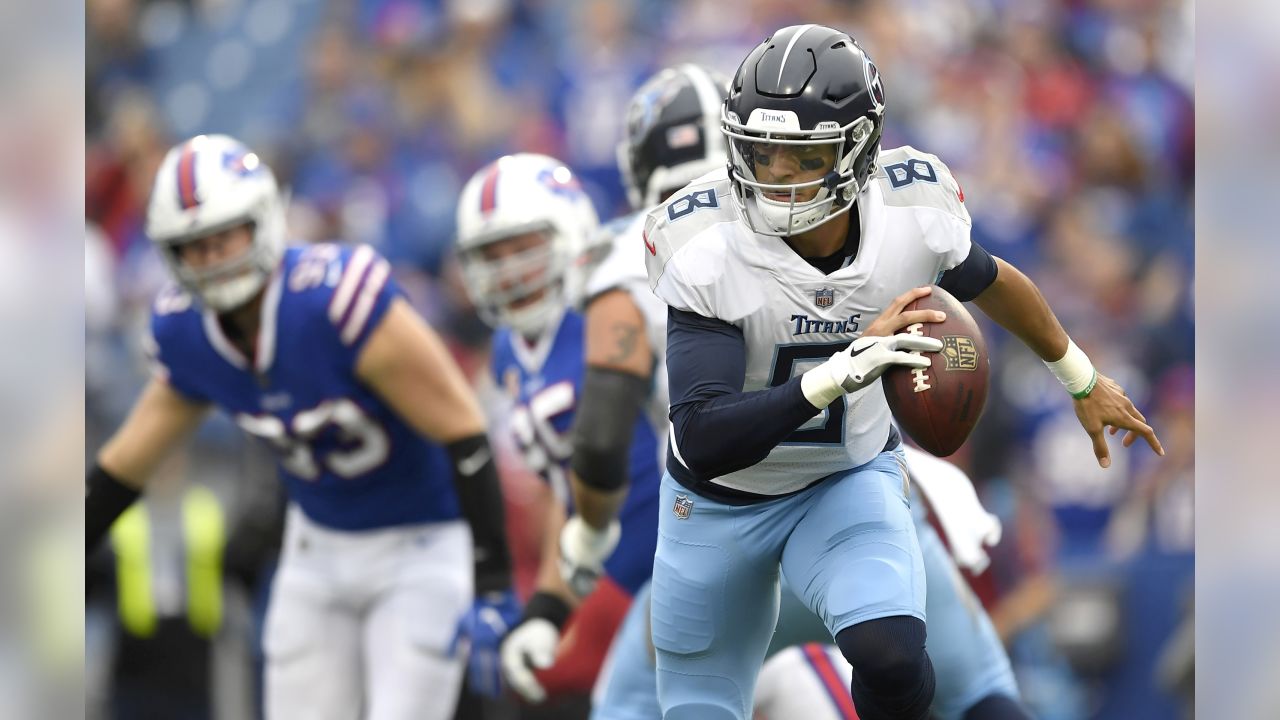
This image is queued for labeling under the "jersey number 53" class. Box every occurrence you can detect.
[236,399,390,480]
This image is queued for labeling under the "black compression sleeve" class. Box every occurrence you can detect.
[521,591,573,631]
[86,464,141,551]
[937,241,998,301]
[446,435,513,594]
[570,367,650,492]
[666,308,823,479]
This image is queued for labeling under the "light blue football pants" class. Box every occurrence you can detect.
[591,451,1019,720]
[650,448,924,719]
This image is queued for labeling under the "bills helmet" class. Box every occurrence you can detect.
[145,134,287,311]
[455,154,599,337]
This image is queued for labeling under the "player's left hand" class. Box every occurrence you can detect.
[451,590,522,697]
[1072,372,1165,468]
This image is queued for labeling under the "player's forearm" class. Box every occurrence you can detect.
[670,379,820,478]
[89,378,208,550]
[534,499,579,607]
[972,257,1069,362]
[446,435,515,594]
[569,471,628,530]
[568,366,649,529]
[666,307,823,479]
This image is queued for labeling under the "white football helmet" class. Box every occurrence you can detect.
[455,153,599,337]
[145,134,287,311]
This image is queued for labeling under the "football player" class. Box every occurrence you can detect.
[452,153,664,705]
[639,26,1162,720]
[84,134,518,720]
[564,64,1032,720]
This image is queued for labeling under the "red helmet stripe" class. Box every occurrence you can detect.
[802,643,860,719]
[177,142,199,209]
[479,162,501,214]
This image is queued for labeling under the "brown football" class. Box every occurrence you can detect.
[881,286,989,457]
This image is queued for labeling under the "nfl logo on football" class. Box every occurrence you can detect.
[814,288,835,308]
[673,494,693,519]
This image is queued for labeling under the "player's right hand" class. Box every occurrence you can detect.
[558,515,621,598]
[499,618,561,703]
[802,334,943,408]
[836,334,943,391]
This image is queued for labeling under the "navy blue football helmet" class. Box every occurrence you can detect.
[722,25,885,236]
[618,64,730,209]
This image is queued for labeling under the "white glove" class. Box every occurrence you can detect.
[801,333,943,408]
[909,455,1003,574]
[499,618,560,703]
[558,515,621,598]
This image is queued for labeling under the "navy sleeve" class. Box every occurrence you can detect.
[666,308,823,480]
[937,241,998,301]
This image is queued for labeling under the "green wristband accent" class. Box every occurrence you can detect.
[1070,370,1098,399]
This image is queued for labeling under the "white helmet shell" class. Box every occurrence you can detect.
[145,134,287,311]
[455,154,599,338]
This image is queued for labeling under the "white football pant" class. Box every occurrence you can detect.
[264,505,472,720]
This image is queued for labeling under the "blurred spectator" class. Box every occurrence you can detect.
[87,0,153,136]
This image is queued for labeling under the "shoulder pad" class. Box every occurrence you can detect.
[872,146,969,222]
[642,173,734,293]
[586,212,647,298]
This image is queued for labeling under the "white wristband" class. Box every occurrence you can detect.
[801,361,845,409]
[1044,339,1097,398]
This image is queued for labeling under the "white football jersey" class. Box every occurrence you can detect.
[644,146,972,496]
[586,211,672,466]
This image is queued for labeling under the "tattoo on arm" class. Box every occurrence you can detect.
[606,323,640,365]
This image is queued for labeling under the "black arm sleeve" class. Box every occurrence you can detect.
[446,435,513,594]
[937,240,998,301]
[86,463,141,552]
[666,308,823,480]
[570,367,650,492]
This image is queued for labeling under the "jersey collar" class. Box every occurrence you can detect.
[511,304,567,374]
[201,268,283,375]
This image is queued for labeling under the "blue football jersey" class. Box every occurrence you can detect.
[148,243,460,531]
[491,310,660,595]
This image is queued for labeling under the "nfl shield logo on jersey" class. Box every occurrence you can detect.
[673,494,693,519]
[814,288,835,308]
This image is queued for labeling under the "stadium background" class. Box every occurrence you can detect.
[85,0,1194,718]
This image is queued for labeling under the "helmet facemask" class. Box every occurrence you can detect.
[457,222,571,338]
[158,190,287,312]
[723,109,877,237]
[146,135,288,313]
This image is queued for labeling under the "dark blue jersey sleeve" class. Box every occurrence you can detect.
[146,287,213,404]
[937,240,998,301]
[666,308,822,480]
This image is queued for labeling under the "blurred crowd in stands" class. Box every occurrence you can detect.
[86,0,1194,718]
